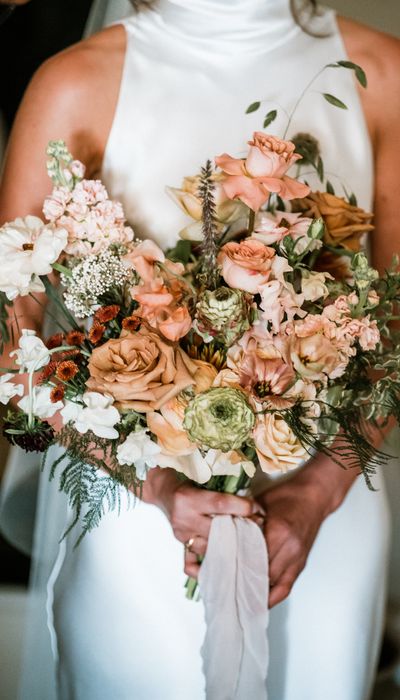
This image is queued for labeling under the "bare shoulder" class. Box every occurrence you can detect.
[11,24,127,174]
[337,17,400,139]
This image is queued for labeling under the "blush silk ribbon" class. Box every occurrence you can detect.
[198,515,269,700]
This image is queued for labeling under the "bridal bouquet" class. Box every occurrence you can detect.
[1,131,400,554]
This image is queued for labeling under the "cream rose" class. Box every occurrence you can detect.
[254,413,308,474]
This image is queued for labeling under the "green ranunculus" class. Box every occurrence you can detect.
[194,287,253,344]
[183,387,255,452]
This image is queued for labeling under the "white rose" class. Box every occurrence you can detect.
[116,428,161,480]
[301,270,332,302]
[10,329,50,373]
[73,392,120,440]
[254,413,308,475]
[18,385,63,419]
[0,373,24,405]
[0,216,68,300]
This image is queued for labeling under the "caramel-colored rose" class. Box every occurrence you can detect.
[292,191,373,251]
[86,326,200,412]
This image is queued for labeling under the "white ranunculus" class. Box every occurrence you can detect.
[117,429,162,480]
[301,270,332,302]
[0,216,68,300]
[10,329,50,373]
[18,385,63,419]
[73,392,120,440]
[0,373,24,405]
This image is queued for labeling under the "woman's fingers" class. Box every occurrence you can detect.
[268,565,299,608]
[184,550,201,578]
[202,491,263,518]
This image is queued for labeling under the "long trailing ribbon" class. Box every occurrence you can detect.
[198,515,269,700]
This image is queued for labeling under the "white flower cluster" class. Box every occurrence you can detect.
[61,249,134,317]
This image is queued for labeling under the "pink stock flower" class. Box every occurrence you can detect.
[215,132,310,211]
[253,211,313,247]
[218,239,275,294]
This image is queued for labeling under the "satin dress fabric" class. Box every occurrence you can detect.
[16,2,391,699]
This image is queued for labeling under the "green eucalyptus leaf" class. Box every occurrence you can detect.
[263,109,277,128]
[337,60,367,88]
[323,93,348,110]
[246,101,261,114]
[326,180,335,195]
[316,156,324,182]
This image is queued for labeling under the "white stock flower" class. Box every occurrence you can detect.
[0,216,68,300]
[60,398,83,426]
[10,330,50,373]
[18,385,63,419]
[157,447,255,484]
[116,429,162,480]
[0,374,24,405]
[205,449,256,478]
[73,392,120,439]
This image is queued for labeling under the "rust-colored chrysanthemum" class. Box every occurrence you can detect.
[37,361,58,384]
[45,333,64,350]
[50,385,65,403]
[56,360,79,381]
[66,330,85,346]
[94,305,120,324]
[88,323,106,345]
[122,316,141,332]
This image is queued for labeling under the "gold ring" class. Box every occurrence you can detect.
[184,537,196,553]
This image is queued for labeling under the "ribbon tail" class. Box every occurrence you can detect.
[199,515,269,700]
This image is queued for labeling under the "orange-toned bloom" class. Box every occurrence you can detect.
[56,360,79,382]
[37,361,58,384]
[45,333,64,350]
[122,315,141,332]
[88,323,106,345]
[94,305,120,323]
[66,330,86,346]
[50,385,65,403]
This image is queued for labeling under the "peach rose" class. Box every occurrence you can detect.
[86,326,200,412]
[124,240,165,282]
[157,306,192,342]
[218,239,275,293]
[292,191,374,251]
[215,132,310,212]
[254,413,308,475]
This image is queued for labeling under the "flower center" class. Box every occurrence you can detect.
[253,380,270,398]
[22,243,34,251]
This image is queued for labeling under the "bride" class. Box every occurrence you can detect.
[1,1,399,698]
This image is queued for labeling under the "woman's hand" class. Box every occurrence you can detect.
[142,467,263,578]
[257,453,360,608]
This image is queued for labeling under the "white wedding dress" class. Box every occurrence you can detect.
[15,2,392,699]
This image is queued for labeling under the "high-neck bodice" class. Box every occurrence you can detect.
[102,1,373,248]
[154,0,299,54]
